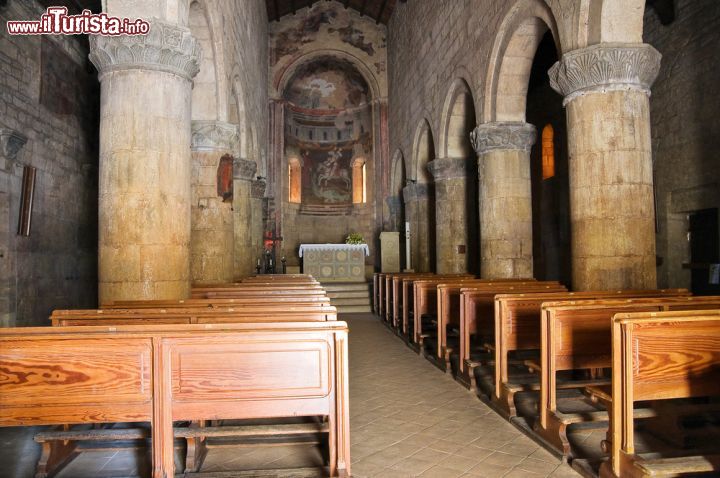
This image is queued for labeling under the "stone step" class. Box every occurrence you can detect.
[321,282,371,292]
[326,291,370,299]
[337,305,372,314]
[331,297,372,306]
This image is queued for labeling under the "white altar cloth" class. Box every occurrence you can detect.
[298,243,370,257]
[299,243,369,282]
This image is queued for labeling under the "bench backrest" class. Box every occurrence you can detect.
[0,321,350,477]
[543,296,720,372]
[51,305,339,326]
[608,311,720,476]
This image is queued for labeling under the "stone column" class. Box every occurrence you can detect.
[190,121,238,285]
[233,158,257,279]
[89,21,200,303]
[427,157,471,273]
[471,122,536,279]
[403,183,433,272]
[251,177,267,264]
[549,43,661,290]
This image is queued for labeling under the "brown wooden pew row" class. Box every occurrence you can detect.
[379,272,441,322]
[384,273,467,324]
[536,296,720,456]
[431,282,566,372]
[104,295,330,309]
[0,321,350,478]
[47,304,337,474]
[50,305,339,326]
[436,281,562,364]
[390,273,473,330]
[192,284,325,298]
[242,274,318,281]
[491,289,691,416]
[411,278,521,346]
[597,310,720,478]
[443,279,566,368]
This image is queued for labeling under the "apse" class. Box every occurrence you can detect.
[283,56,372,212]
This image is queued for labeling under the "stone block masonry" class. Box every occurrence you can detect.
[0,0,99,326]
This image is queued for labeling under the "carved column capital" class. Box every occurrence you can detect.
[471,122,536,156]
[191,121,239,152]
[402,183,430,203]
[233,158,257,181]
[548,43,661,105]
[0,129,28,161]
[427,157,470,181]
[251,177,267,199]
[89,20,201,81]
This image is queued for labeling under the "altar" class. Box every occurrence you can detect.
[299,244,369,283]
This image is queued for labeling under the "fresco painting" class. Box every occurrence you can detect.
[284,58,372,207]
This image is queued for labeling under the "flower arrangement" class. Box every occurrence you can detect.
[345,233,365,245]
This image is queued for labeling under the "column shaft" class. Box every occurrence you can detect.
[90,23,200,303]
[190,121,238,285]
[428,158,470,274]
[550,43,661,290]
[233,158,258,279]
[472,122,536,279]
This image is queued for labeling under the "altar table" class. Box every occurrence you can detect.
[299,244,369,283]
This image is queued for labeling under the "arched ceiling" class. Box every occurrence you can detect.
[266,0,401,24]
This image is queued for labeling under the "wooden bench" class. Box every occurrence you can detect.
[50,305,339,326]
[411,278,504,346]
[598,310,720,478]
[536,296,720,456]
[491,289,690,416]
[391,274,472,330]
[0,321,350,478]
[455,284,568,388]
[104,295,330,309]
[192,285,325,299]
[430,282,566,372]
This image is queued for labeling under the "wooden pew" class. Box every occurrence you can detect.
[536,296,720,456]
[104,295,330,309]
[192,284,325,298]
[598,310,720,478]
[491,289,690,416]
[430,282,566,371]
[390,273,472,330]
[411,278,486,346]
[51,305,338,326]
[0,322,350,478]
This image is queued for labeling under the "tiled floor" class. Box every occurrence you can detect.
[347,313,578,478]
[0,313,580,477]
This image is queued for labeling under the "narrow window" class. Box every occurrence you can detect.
[352,158,366,204]
[542,124,555,180]
[289,158,301,203]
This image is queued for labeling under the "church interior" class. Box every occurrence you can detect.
[1,0,720,477]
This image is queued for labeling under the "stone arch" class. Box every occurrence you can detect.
[274,49,382,102]
[390,150,406,197]
[439,78,477,159]
[188,0,226,121]
[587,0,646,45]
[229,78,250,159]
[483,0,560,122]
[412,119,436,184]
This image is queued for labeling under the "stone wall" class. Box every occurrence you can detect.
[188,0,268,281]
[0,1,99,326]
[646,0,720,289]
